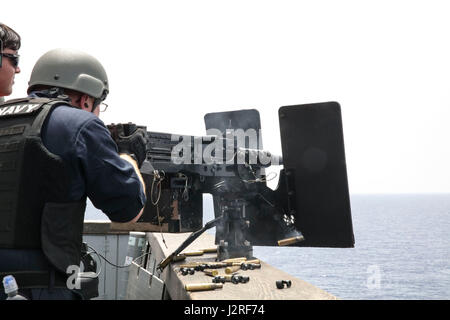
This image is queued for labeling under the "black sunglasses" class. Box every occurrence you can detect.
[1,52,20,68]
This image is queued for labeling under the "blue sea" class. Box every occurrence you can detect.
[255,194,450,300]
[85,194,450,300]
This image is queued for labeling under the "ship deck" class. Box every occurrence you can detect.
[83,221,337,300]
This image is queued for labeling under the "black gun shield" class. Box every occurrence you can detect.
[279,102,354,247]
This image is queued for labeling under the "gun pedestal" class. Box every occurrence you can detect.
[216,199,253,261]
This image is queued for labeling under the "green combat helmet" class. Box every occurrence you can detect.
[27,48,109,105]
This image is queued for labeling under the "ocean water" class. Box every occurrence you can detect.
[85,194,450,300]
[254,194,450,300]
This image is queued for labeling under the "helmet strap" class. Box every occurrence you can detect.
[40,87,71,102]
[90,103,99,114]
[91,91,107,114]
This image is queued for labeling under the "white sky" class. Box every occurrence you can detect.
[3,0,450,194]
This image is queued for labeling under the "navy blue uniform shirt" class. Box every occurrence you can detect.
[40,100,146,222]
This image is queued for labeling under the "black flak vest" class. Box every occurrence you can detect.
[0,97,86,273]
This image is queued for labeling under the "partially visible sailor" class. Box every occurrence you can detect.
[0,48,147,300]
[0,22,21,101]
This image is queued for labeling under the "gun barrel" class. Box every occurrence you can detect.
[237,148,282,167]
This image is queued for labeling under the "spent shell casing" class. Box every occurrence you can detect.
[185,283,223,291]
[277,236,305,246]
[230,259,260,266]
[178,263,200,269]
[222,257,247,263]
[203,269,219,277]
[207,262,227,269]
[246,259,261,264]
[172,254,186,262]
[225,265,241,274]
[223,274,233,281]
[183,250,204,256]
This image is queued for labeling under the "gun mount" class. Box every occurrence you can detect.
[109,101,355,267]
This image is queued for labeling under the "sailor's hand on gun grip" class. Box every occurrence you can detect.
[117,128,148,168]
[108,124,148,168]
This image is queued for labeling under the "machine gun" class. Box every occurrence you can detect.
[108,101,355,269]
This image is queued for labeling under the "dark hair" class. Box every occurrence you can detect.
[0,23,21,51]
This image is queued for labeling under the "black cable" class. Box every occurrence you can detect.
[85,244,151,270]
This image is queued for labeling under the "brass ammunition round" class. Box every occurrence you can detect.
[183,250,204,256]
[203,269,219,276]
[172,254,186,262]
[225,265,241,274]
[246,259,261,265]
[222,257,247,263]
[185,283,223,291]
[202,248,218,253]
[230,259,260,266]
[223,274,233,281]
[277,236,305,246]
[208,262,227,269]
